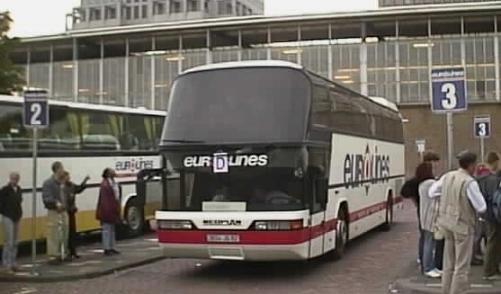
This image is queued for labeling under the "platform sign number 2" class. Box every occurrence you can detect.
[23,90,49,128]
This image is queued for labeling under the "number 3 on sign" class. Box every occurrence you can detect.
[441,83,458,110]
[478,123,487,137]
[30,103,42,125]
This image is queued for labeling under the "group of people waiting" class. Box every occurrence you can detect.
[0,162,123,272]
[403,150,501,294]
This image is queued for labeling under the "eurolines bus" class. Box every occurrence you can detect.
[155,61,405,261]
[0,95,165,244]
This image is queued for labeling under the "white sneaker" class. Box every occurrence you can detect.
[425,270,442,278]
[434,268,443,275]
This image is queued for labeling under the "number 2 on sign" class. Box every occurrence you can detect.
[30,103,42,125]
[441,83,458,110]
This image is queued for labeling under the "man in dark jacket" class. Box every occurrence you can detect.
[0,172,22,272]
[477,152,501,280]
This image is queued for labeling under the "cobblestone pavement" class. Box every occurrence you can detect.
[1,201,419,294]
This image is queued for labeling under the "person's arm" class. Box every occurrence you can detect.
[466,181,487,214]
[42,180,57,210]
[428,176,444,199]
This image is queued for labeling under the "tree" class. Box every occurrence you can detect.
[0,11,24,94]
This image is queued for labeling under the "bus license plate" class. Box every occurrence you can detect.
[207,234,240,243]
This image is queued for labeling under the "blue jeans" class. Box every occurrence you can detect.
[101,223,116,250]
[422,230,436,272]
[2,216,19,268]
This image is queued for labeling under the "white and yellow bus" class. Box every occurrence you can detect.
[0,95,165,244]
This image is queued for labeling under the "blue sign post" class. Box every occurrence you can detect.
[431,68,467,169]
[23,89,49,276]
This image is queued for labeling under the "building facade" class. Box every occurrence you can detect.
[69,0,264,30]
[11,2,501,173]
[379,0,500,7]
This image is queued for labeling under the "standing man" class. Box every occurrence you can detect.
[476,152,501,280]
[429,151,487,294]
[42,161,68,264]
[0,172,22,272]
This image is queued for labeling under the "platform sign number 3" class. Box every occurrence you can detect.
[431,68,467,112]
[474,116,491,138]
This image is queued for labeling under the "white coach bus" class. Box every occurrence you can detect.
[0,95,165,244]
[154,61,405,261]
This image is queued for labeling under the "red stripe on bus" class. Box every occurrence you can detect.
[157,199,394,245]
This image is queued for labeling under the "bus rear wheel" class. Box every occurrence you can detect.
[331,209,348,260]
[125,198,144,237]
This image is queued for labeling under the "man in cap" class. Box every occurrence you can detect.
[429,151,487,294]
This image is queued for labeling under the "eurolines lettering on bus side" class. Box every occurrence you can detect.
[115,158,155,173]
[343,144,390,191]
[183,153,268,173]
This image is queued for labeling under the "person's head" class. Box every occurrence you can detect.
[486,151,500,171]
[423,151,440,173]
[61,171,70,183]
[9,172,20,186]
[457,151,478,175]
[102,168,116,179]
[415,162,434,183]
[51,161,64,178]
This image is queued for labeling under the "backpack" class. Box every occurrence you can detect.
[491,188,501,224]
[400,177,419,199]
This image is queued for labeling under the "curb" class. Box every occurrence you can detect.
[0,255,166,283]
[393,278,501,294]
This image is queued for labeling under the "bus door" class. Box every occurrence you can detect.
[308,166,328,258]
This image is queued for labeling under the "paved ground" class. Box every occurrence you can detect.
[0,202,420,294]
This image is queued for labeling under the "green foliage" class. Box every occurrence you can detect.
[0,11,24,94]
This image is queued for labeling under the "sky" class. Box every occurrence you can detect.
[1,0,376,37]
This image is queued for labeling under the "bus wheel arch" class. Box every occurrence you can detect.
[381,190,394,232]
[124,196,145,237]
[331,202,349,260]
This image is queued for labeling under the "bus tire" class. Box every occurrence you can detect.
[124,198,144,237]
[331,208,348,260]
[381,196,393,232]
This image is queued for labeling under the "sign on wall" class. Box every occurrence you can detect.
[431,68,467,113]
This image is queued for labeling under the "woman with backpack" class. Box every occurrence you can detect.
[476,152,501,280]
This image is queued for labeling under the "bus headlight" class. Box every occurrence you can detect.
[253,220,303,231]
[157,220,194,230]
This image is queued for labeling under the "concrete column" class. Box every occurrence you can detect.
[427,18,433,104]
[183,0,188,17]
[151,36,156,109]
[494,16,500,101]
[72,38,78,102]
[178,34,183,74]
[297,25,301,65]
[328,24,333,80]
[266,26,271,60]
[26,49,31,86]
[461,17,466,73]
[360,23,368,96]
[237,29,242,61]
[395,20,401,104]
[232,0,237,15]
[125,38,130,107]
[99,39,104,104]
[206,29,212,64]
[117,2,122,24]
[49,45,54,96]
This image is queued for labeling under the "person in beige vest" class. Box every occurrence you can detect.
[429,151,487,294]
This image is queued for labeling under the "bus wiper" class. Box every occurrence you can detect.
[162,139,206,143]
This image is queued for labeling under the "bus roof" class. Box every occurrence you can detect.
[182,60,303,75]
[368,97,399,112]
[0,95,166,116]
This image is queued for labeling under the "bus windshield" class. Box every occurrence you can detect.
[162,67,311,145]
[170,167,306,212]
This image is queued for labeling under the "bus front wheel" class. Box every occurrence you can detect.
[125,198,144,237]
[331,209,348,260]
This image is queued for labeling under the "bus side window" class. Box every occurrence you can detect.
[0,104,30,152]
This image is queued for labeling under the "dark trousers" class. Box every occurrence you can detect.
[435,238,444,271]
[68,211,77,256]
[484,221,501,276]
[417,209,424,271]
